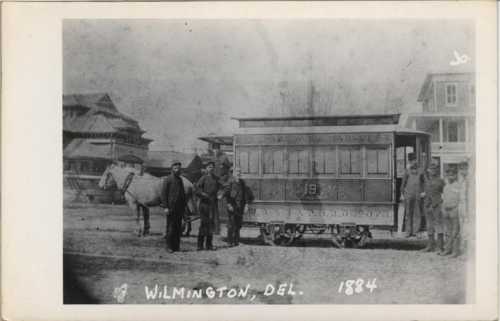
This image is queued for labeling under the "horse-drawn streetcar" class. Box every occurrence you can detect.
[233,114,431,247]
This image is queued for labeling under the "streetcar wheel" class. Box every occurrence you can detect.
[260,224,281,246]
[281,224,296,246]
[331,234,345,248]
[295,224,306,239]
[355,234,369,248]
[269,224,284,246]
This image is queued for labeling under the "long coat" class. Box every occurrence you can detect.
[196,173,221,235]
[223,178,254,215]
[160,173,187,251]
[160,173,186,211]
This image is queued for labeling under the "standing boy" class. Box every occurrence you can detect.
[439,167,462,257]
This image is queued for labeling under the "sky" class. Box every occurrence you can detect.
[63,19,474,152]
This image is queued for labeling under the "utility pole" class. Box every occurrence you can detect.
[306,52,315,117]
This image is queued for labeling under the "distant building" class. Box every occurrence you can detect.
[198,135,233,177]
[403,72,475,175]
[198,135,234,157]
[63,93,152,174]
[144,150,203,182]
[63,93,152,203]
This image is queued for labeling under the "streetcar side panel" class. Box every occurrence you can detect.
[234,132,396,226]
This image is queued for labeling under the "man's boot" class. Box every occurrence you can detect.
[197,235,204,251]
[439,237,453,256]
[420,233,436,252]
[436,233,446,255]
[451,238,462,258]
[234,229,240,246]
[206,235,216,251]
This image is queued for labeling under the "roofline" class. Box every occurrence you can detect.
[198,136,234,145]
[406,112,475,117]
[231,113,401,121]
[234,125,430,136]
[417,72,475,102]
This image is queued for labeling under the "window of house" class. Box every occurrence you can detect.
[64,160,71,171]
[288,148,309,174]
[445,83,457,106]
[366,147,390,175]
[339,146,361,175]
[263,148,284,174]
[470,85,475,106]
[312,147,337,175]
[80,161,89,172]
[238,149,259,174]
[443,119,466,142]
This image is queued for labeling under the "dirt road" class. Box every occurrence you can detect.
[64,203,468,304]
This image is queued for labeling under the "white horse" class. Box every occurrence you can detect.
[98,164,196,236]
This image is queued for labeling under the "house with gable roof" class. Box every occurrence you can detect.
[63,93,152,175]
[63,93,152,203]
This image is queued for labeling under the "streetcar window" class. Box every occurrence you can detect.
[288,149,309,174]
[339,146,361,175]
[367,147,389,175]
[263,148,284,174]
[313,147,337,175]
[238,149,259,174]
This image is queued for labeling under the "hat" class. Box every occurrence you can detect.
[428,163,439,170]
[206,161,215,167]
[446,167,457,175]
[171,159,182,166]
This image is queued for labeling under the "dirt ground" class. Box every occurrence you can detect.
[63,203,469,304]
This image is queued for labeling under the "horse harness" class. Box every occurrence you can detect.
[121,172,135,195]
[120,172,148,207]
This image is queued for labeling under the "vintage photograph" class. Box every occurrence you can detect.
[62,19,476,304]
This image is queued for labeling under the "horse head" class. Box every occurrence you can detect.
[98,164,117,190]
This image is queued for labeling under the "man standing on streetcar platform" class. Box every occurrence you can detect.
[195,161,221,251]
[160,160,186,253]
[420,162,445,252]
[400,160,425,237]
[223,167,254,247]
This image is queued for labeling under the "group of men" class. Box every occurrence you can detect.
[401,154,472,258]
[158,154,472,255]
[159,160,254,253]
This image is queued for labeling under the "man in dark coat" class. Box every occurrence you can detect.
[401,161,425,237]
[223,167,254,247]
[195,161,221,250]
[420,162,445,252]
[160,160,186,253]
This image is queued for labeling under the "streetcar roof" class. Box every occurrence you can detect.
[234,124,430,136]
[233,113,401,128]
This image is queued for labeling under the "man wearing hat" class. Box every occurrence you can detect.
[400,160,425,237]
[160,160,187,253]
[223,167,254,247]
[458,160,472,256]
[420,162,445,252]
[195,161,222,250]
[439,166,462,257]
